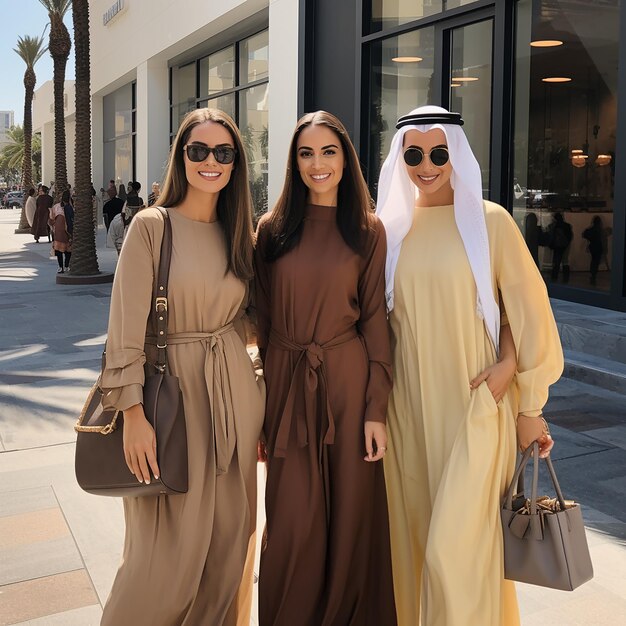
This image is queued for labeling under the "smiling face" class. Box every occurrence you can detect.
[296,124,345,206]
[403,128,454,207]
[183,121,236,198]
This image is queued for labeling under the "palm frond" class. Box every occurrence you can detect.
[38,0,71,16]
[13,34,47,68]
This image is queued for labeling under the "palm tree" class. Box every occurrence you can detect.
[39,0,71,201]
[13,34,47,232]
[0,126,42,172]
[69,0,99,275]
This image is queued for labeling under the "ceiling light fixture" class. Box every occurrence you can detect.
[530,40,564,48]
[451,76,479,82]
[542,77,572,83]
[392,56,423,63]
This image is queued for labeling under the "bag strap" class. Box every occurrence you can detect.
[153,207,173,372]
[504,442,568,513]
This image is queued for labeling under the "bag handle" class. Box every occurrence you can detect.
[152,207,173,372]
[504,442,568,514]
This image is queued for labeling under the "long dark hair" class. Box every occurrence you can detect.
[264,111,375,261]
[158,108,254,280]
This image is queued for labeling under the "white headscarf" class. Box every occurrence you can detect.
[376,105,500,353]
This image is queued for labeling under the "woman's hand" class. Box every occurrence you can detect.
[517,415,554,458]
[257,440,268,463]
[470,322,517,403]
[123,403,160,483]
[364,421,387,462]
[469,357,516,403]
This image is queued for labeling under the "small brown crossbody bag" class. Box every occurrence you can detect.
[74,207,188,497]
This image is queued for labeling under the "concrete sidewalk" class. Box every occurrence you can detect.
[0,208,625,625]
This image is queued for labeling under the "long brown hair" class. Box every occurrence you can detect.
[159,108,254,280]
[264,110,375,261]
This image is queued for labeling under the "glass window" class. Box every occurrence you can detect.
[200,46,235,96]
[240,31,269,86]
[199,93,236,120]
[368,27,435,193]
[449,19,493,194]
[115,136,132,186]
[103,83,132,140]
[369,0,475,33]
[239,84,269,220]
[171,62,197,110]
[513,0,618,292]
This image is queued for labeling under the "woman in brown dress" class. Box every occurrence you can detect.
[255,111,397,625]
[100,108,265,625]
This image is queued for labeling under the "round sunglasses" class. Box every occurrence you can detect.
[184,143,237,164]
[403,146,450,167]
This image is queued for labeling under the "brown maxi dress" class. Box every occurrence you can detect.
[100,207,265,626]
[254,204,397,626]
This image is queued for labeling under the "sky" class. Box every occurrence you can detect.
[0,0,75,126]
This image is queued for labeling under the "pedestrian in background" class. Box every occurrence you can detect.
[118,183,127,203]
[148,181,160,206]
[548,212,573,282]
[127,180,144,206]
[32,185,53,243]
[376,105,563,626]
[50,189,73,273]
[99,108,264,626]
[24,187,36,227]
[103,187,124,231]
[255,111,397,626]
[107,196,143,255]
[583,216,605,286]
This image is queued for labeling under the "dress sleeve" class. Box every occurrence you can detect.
[101,212,158,411]
[490,205,564,415]
[358,217,393,424]
[253,216,272,362]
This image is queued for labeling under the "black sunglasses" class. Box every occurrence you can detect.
[184,143,237,164]
[403,146,450,167]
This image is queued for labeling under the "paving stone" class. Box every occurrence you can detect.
[0,570,98,625]
[0,486,57,518]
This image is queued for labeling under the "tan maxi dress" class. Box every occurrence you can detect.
[100,207,265,626]
[255,204,397,626]
[385,201,563,626]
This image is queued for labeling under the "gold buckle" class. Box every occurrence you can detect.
[156,297,168,312]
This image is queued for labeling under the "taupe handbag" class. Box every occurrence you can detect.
[74,208,188,497]
[501,442,593,591]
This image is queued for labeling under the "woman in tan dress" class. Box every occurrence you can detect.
[255,111,397,625]
[100,108,265,626]
[376,106,563,625]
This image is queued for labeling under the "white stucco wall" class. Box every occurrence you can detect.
[89,0,299,205]
[33,80,76,187]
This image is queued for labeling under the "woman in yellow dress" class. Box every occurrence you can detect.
[376,105,563,626]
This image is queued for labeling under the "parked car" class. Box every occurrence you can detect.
[5,191,24,208]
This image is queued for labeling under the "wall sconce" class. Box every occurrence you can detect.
[571,149,588,168]
[595,154,612,166]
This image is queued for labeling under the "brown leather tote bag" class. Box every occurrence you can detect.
[74,208,188,497]
[501,442,593,591]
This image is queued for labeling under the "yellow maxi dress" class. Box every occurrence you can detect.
[385,201,563,626]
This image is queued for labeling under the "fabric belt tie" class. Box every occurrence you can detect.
[269,327,358,459]
[146,324,236,475]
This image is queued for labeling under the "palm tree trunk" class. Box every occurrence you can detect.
[16,79,35,232]
[70,0,99,275]
[53,54,68,200]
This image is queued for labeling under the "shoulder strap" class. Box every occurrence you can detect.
[154,207,173,371]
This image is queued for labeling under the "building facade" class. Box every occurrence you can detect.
[0,110,15,152]
[85,0,623,311]
[303,0,624,311]
[89,0,297,215]
[32,80,76,189]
